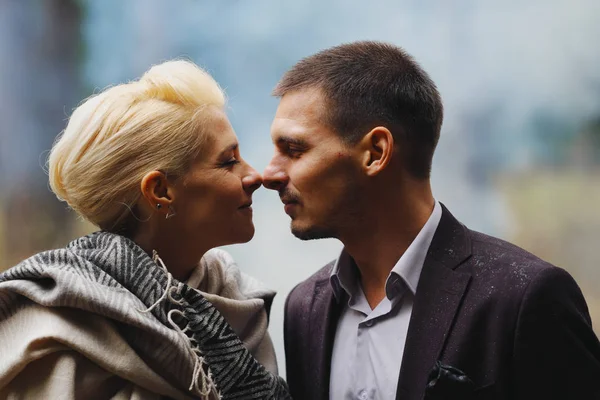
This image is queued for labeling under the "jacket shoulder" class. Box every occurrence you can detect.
[464,229,580,300]
[285,260,335,312]
[469,230,557,271]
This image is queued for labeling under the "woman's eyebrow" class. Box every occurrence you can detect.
[218,143,238,156]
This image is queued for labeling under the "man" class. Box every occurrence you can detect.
[263,41,600,400]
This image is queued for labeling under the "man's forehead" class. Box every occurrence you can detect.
[270,117,310,142]
[275,87,327,119]
[271,91,329,138]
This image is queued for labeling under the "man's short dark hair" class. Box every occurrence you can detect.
[273,41,443,179]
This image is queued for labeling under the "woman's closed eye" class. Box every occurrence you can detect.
[220,157,240,167]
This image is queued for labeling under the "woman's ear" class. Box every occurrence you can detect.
[359,126,394,176]
[139,170,175,217]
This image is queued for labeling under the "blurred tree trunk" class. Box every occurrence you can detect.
[0,0,82,269]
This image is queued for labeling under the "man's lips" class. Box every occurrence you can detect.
[280,195,299,205]
[282,200,299,214]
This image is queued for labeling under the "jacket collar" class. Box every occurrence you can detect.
[396,203,473,400]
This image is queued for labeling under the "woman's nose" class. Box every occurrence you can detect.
[242,165,262,193]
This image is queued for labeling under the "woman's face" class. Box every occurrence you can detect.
[170,107,262,249]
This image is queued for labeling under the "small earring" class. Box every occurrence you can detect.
[165,206,176,219]
[156,204,162,209]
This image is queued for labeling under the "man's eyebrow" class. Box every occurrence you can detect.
[275,136,309,147]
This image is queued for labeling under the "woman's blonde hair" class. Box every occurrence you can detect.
[48,59,226,232]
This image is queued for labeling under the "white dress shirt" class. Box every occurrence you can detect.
[329,201,442,400]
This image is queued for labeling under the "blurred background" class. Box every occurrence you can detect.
[1,0,599,377]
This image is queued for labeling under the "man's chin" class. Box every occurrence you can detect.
[290,222,335,241]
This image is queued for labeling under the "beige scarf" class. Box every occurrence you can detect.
[188,248,278,375]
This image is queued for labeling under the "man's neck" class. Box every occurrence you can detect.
[341,187,435,309]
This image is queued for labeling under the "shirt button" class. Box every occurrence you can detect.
[364,320,374,327]
[358,389,368,400]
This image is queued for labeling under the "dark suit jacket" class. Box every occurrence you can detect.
[284,205,600,400]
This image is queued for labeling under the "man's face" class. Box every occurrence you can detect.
[263,87,363,240]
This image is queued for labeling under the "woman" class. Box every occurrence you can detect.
[0,60,290,399]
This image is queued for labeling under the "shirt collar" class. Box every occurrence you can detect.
[330,250,359,302]
[330,200,442,302]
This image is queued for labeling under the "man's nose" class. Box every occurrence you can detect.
[263,159,287,191]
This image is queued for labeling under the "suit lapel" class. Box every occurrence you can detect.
[396,204,472,400]
[309,277,342,400]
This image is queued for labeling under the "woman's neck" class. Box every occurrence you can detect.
[131,228,206,282]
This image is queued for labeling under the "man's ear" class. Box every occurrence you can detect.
[359,126,394,176]
[139,170,175,216]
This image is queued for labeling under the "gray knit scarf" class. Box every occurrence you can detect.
[0,231,291,400]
